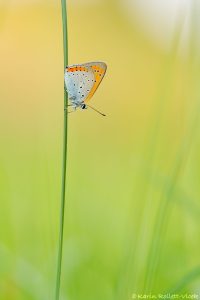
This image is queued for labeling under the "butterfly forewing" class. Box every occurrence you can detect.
[84,62,107,103]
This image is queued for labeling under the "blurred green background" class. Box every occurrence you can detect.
[0,0,200,299]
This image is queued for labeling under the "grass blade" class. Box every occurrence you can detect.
[55,1,68,299]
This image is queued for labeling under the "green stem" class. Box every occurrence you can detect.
[55,1,68,300]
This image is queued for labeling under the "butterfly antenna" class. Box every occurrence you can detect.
[87,104,106,116]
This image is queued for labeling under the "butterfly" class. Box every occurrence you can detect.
[64,61,107,116]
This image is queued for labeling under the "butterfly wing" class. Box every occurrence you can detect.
[65,62,107,106]
[64,64,95,106]
[83,62,107,103]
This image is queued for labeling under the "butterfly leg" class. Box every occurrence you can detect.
[64,104,72,109]
[67,110,76,114]
[64,105,76,114]
[64,104,73,111]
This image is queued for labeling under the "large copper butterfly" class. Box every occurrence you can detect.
[64,62,107,116]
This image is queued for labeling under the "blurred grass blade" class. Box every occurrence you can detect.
[55,1,68,300]
[167,266,200,293]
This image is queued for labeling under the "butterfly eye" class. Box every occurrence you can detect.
[81,104,87,109]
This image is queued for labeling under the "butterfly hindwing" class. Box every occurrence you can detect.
[64,64,95,105]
